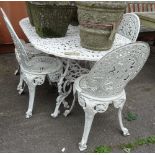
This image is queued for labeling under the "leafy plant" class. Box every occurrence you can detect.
[94,145,112,153]
[94,135,155,153]
[136,138,147,145]
[120,135,155,152]
[146,136,155,144]
[125,112,138,121]
[120,142,136,152]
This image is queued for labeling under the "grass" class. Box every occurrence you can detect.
[125,112,138,121]
[94,145,112,153]
[94,135,155,153]
[120,135,155,153]
[94,112,155,153]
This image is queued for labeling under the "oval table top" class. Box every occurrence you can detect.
[19,17,131,61]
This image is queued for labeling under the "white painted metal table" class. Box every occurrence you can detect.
[19,17,131,117]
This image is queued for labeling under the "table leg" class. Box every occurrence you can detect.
[51,59,90,118]
[51,59,72,118]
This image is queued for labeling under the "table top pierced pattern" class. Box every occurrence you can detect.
[20,18,131,61]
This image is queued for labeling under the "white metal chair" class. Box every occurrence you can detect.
[14,39,47,75]
[0,8,63,118]
[88,13,141,69]
[68,42,150,151]
[64,12,141,116]
[117,13,140,42]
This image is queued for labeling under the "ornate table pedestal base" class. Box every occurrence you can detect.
[51,59,89,118]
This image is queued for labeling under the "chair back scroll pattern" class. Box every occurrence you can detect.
[80,42,150,98]
[117,13,140,42]
[0,8,30,68]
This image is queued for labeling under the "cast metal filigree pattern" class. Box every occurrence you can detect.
[75,42,149,151]
[1,8,63,118]
[19,16,135,61]
[64,60,89,83]
[79,42,150,98]
[1,9,29,68]
[117,13,140,42]
[51,59,89,118]
[1,9,49,71]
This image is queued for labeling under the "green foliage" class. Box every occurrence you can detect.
[146,136,155,144]
[136,138,147,145]
[125,112,138,121]
[120,135,155,152]
[94,145,112,153]
[94,135,155,153]
[120,142,136,153]
[121,142,135,150]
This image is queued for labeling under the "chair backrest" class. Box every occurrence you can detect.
[117,13,140,42]
[82,42,150,98]
[0,8,29,68]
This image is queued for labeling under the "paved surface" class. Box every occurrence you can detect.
[0,49,155,153]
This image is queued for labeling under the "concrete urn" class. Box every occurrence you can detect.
[26,1,76,38]
[77,1,127,51]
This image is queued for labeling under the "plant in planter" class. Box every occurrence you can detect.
[26,1,76,38]
[77,2,127,51]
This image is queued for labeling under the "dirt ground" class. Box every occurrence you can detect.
[0,50,155,153]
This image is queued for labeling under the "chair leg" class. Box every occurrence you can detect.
[79,108,95,151]
[17,72,25,95]
[25,81,36,119]
[113,92,130,136]
[118,106,130,136]
[24,74,45,118]
[79,107,95,151]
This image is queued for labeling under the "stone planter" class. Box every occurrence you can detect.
[77,2,127,51]
[26,2,34,26]
[70,6,79,26]
[27,2,74,38]
[70,2,79,26]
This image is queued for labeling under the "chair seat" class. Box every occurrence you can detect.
[21,56,63,75]
[74,74,125,101]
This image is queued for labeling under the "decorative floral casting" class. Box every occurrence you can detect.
[19,17,133,61]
